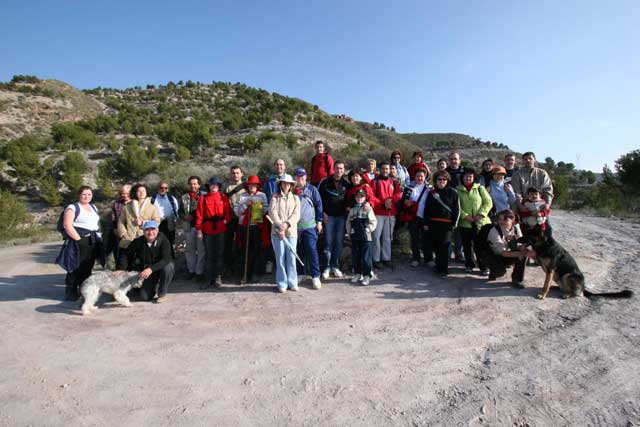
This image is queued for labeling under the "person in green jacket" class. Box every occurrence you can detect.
[457,168,493,275]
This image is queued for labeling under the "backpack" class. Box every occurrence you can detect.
[57,203,98,239]
[475,223,503,258]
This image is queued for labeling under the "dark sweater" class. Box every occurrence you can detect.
[319,177,351,217]
[421,186,460,229]
[124,233,172,273]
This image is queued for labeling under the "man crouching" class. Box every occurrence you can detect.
[123,220,175,303]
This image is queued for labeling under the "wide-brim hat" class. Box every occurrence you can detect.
[277,174,295,184]
[207,176,222,187]
[491,166,507,176]
[245,175,261,186]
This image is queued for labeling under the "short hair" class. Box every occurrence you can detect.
[463,167,476,176]
[131,183,150,199]
[482,158,494,167]
[527,187,540,194]
[414,167,428,176]
[348,168,364,179]
[158,180,169,188]
[412,150,423,158]
[522,151,536,159]
[498,209,515,220]
[77,185,93,196]
[390,150,402,160]
[315,140,324,147]
[187,176,201,185]
[449,151,460,158]
[119,184,132,194]
[274,158,286,166]
[432,170,451,182]
[437,157,448,164]
[379,161,391,168]
[229,165,242,172]
[504,153,516,160]
[334,160,345,168]
[367,158,376,164]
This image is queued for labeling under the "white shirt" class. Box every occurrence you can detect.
[67,203,100,231]
[410,184,429,219]
[153,193,178,221]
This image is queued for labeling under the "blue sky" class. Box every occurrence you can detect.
[1,0,638,171]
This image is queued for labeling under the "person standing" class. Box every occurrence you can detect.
[61,186,102,301]
[262,158,287,274]
[487,166,516,221]
[123,220,175,303]
[180,176,206,281]
[400,168,431,267]
[436,158,448,172]
[109,184,131,266]
[346,189,377,286]
[223,165,246,275]
[234,175,269,284]
[309,140,334,187]
[370,162,402,270]
[293,167,323,289]
[152,180,179,257]
[318,161,350,279]
[504,153,518,180]
[117,183,160,269]
[196,177,232,289]
[457,168,493,275]
[478,159,494,189]
[445,151,465,261]
[511,152,554,209]
[407,151,431,183]
[345,168,377,208]
[363,158,378,184]
[422,171,460,278]
[390,150,410,188]
[268,174,301,293]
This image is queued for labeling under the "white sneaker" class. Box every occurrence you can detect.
[351,274,362,283]
[289,286,299,292]
[331,268,343,278]
[312,277,322,290]
[361,276,371,286]
[410,260,419,268]
[277,287,287,293]
[265,261,273,274]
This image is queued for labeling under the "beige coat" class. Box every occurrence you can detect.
[268,192,300,238]
[117,198,160,248]
[511,166,554,206]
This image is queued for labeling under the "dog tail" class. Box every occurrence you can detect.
[584,289,634,299]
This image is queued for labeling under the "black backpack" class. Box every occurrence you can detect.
[56,203,98,239]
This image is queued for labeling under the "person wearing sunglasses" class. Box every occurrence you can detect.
[152,180,179,257]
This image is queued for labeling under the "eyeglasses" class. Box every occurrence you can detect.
[160,187,168,190]
[436,178,448,182]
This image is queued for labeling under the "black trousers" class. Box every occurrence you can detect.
[224,218,239,274]
[159,220,176,258]
[482,252,526,282]
[239,225,263,281]
[141,262,175,299]
[203,233,225,283]
[351,239,372,277]
[65,236,98,300]
[460,226,486,270]
[409,219,432,263]
[430,222,452,275]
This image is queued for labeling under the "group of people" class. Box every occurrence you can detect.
[60,140,554,302]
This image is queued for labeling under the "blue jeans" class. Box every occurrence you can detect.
[271,234,298,290]
[324,216,345,269]
[297,228,321,279]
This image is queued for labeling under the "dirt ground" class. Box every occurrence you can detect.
[1,211,639,427]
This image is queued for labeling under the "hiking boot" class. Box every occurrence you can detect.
[361,276,371,286]
[214,276,223,288]
[322,268,331,280]
[331,268,343,278]
[312,277,322,290]
[511,281,525,289]
[410,260,419,268]
[154,296,168,304]
[351,274,362,284]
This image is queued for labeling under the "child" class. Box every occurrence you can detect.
[346,189,378,285]
[520,187,551,230]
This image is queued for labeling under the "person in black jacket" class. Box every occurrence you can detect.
[124,220,175,303]
[422,171,461,278]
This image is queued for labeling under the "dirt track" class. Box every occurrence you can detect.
[1,211,639,427]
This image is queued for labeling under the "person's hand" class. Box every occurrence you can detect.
[504,183,513,193]
[278,230,286,240]
[404,199,412,207]
[464,215,474,222]
[197,230,203,240]
[384,198,393,209]
[139,268,153,280]
[135,218,143,227]
[316,223,323,234]
[363,203,371,213]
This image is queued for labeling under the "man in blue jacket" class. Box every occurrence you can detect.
[293,167,324,289]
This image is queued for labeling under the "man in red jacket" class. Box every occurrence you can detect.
[196,176,232,289]
[370,162,402,269]
[309,140,334,187]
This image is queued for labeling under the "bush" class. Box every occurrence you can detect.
[52,123,98,150]
[175,146,191,161]
[0,190,27,236]
[39,176,63,206]
[3,136,41,182]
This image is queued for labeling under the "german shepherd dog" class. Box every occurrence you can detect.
[520,226,634,300]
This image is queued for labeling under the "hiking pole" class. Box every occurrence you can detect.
[264,215,305,267]
[241,204,252,285]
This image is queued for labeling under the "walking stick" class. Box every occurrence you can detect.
[264,215,305,267]
[241,204,252,285]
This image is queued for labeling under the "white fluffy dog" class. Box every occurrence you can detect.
[80,270,143,315]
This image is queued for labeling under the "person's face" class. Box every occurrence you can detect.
[415,171,426,184]
[449,154,460,168]
[316,143,325,154]
[189,179,200,193]
[144,227,158,242]
[528,191,541,202]
[136,186,147,200]
[274,160,286,175]
[522,154,535,168]
[413,155,423,164]
[436,176,448,189]
[119,189,131,202]
[437,161,447,171]
[280,182,292,194]
[247,184,258,194]
[492,173,505,182]
[498,215,514,228]
[334,163,345,179]
[294,174,307,187]
[355,195,366,204]
[210,184,220,193]
[390,165,398,177]
[505,155,516,169]
[463,173,474,184]
[230,168,243,183]
[368,161,376,172]
[79,190,93,204]
[351,173,362,185]
[392,154,401,163]
[380,164,390,177]
[483,161,493,172]
[158,183,168,195]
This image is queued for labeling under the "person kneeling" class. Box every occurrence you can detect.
[347,189,377,286]
[478,210,533,289]
[123,220,174,303]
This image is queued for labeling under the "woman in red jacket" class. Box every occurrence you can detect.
[196,176,232,289]
[346,168,377,210]
[407,151,432,183]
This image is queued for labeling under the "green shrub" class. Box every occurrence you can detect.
[3,137,41,182]
[0,190,26,235]
[39,176,63,206]
[175,146,191,161]
[52,123,98,150]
